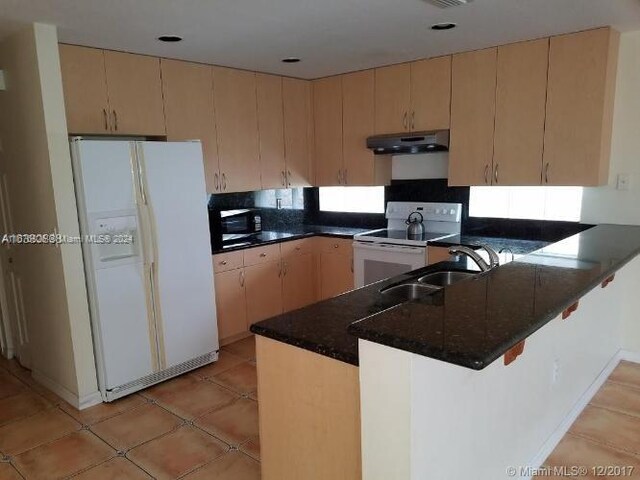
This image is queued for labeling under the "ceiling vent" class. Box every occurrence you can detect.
[423,0,474,8]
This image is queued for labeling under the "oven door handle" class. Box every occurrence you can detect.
[353,242,425,254]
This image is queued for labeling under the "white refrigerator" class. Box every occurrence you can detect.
[71,139,218,401]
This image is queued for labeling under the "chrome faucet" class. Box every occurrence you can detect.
[449,245,500,272]
[499,247,515,263]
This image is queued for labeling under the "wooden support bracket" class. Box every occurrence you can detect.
[562,301,579,320]
[601,274,615,288]
[504,340,526,366]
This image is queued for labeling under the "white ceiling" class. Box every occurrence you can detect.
[1,0,640,79]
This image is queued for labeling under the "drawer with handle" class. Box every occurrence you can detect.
[243,244,281,266]
[280,238,315,258]
[316,237,353,255]
[212,251,244,273]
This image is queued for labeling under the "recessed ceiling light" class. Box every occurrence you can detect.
[281,57,301,63]
[431,22,457,30]
[158,35,183,43]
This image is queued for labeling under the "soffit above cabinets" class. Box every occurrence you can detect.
[1,0,640,78]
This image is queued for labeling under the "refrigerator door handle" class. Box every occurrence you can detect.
[136,153,148,205]
[148,261,163,369]
[132,145,155,267]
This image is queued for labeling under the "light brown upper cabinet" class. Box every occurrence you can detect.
[374,57,451,134]
[257,74,286,190]
[60,45,166,136]
[313,76,344,186]
[343,70,391,186]
[374,64,411,134]
[410,56,452,131]
[161,59,219,193]
[493,38,549,185]
[448,48,498,186]
[59,45,110,134]
[543,27,619,186]
[213,67,261,193]
[283,78,314,188]
[103,51,166,136]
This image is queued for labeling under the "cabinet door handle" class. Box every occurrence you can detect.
[287,170,292,187]
[344,169,348,185]
[220,260,228,265]
[484,164,489,184]
[283,262,287,276]
[410,111,415,131]
[239,270,245,287]
[259,252,267,257]
[214,173,220,191]
[350,257,354,273]
[222,173,227,191]
[337,170,342,185]
[402,112,408,130]
[494,163,499,184]
[333,243,339,249]
[112,110,118,131]
[544,163,550,184]
[281,171,286,186]
[102,109,109,131]
[278,262,282,277]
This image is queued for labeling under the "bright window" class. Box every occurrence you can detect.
[469,186,583,222]
[319,186,385,213]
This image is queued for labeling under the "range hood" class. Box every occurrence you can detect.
[366,130,449,155]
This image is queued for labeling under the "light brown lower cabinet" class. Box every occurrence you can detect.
[256,336,361,480]
[427,246,453,265]
[213,238,354,345]
[319,251,354,300]
[213,269,248,344]
[282,253,316,312]
[245,261,284,325]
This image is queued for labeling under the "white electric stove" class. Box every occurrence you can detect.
[353,202,463,287]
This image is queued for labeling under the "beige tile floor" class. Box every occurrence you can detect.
[0,336,260,479]
[544,360,640,479]
[3,336,638,480]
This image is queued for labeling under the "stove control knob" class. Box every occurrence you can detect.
[450,209,456,215]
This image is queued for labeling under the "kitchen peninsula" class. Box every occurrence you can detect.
[251,224,640,480]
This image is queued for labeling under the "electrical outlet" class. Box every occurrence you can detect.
[616,173,630,191]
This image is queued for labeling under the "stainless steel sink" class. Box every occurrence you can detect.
[380,283,440,301]
[417,270,477,287]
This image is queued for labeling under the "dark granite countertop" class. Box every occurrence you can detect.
[350,224,640,369]
[429,234,550,255]
[212,225,368,254]
[249,261,467,365]
[251,224,640,370]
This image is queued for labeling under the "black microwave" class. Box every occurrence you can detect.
[210,208,262,249]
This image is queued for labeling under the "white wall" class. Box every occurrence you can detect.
[581,30,640,225]
[0,24,99,407]
[391,152,449,180]
[359,256,638,480]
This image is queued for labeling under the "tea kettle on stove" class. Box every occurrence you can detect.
[406,211,425,238]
